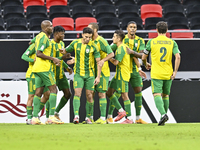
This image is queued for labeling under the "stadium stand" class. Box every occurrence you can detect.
[186,5,200,19]
[72,5,93,20]
[163,4,185,19]
[160,0,182,6]
[148,29,170,38]
[29,18,48,30]
[49,5,70,20]
[137,0,158,6]
[118,5,139,19]
[23,0,45,12]
[91,0,113,7]
[68,0,90,7]
[6,18,27,31]
[167,17,189,30]
[75,17,97,31]
[0,18,4,30]
[182,0,200,7]
[46,0,67,11]
[1,0,21,8]
[171,29,193,38]
[9,34,30,39]
[26,6,47,20]
[95,5,116,20]
[114,0,136,6]
[140,4,162,23]
[190,17,200,38]
[52,17,74,30]
[3,6,24,21]
[145,17,165,30]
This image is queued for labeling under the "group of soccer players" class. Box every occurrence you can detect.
[21,19,181,126]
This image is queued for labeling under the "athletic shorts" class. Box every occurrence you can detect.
[130,71,143,88]
[151,78,172,95]
[73,73,95,91]
[34,71,56,88]
[109,77,129,94]
[56,75,70,91]
[95,75,109,93]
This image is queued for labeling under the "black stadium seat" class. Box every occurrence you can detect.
[69,0,90,7]
[167,17,189,30]
[95,5,116,20]
[49,5,70,20]
[0,18,4,30]
[29,18,48,30]
[3,6,24,21]
[163,5,185,19]
[145,17,165,30]
[6,18,27,30]
[114,0,136,6]
[137,0,158,6]
[9,34,31,39]
[186,5,200,19]
[118,5,139,19]
[1,0,21,8]
[92,0,113,7]
[183,0,200,7]
[160,0,181,6]
[26,6,47,20]
[72,5,93,20]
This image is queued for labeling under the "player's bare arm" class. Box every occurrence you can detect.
[171,53,181,80]
[67,56,75,65]
[59,48,67,54]
[109,58,119,66]
[126,47,142,59]
[133,57,147,79]
[98,52,114,67]
[94,57,102,86]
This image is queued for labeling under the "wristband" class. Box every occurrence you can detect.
[138,67,142,71]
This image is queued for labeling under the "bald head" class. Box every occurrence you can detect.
[41,20,53,36]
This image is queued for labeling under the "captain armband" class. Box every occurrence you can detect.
[143,49,149,55]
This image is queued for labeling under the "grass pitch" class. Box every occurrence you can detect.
[0,123,200,150]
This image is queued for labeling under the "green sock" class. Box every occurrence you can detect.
[45,100,50,118]
[26,106,33,119]
[49,93,57,115]
[163,97,169,113]
[124,100,131,117]
[99,98,107,117]
[108,92,121,115]
[32,96,41,117]
[55,96,68,113]
[154,95,166,116]
[135,92,142,116]
[39,102,45,111]
[86,100,94,118]
[109,94,122,110]
[73,96,80,116]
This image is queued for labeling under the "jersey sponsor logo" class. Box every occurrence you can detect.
[118,88,121,91]
[41,45,44,50]
[135,43,138,47]
[77,48,80,51]
[86,49,90,53]
[99,85,102,88]
[25,51,30,55]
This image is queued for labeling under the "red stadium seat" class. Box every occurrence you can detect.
[141,4,162,24]
[52,17,74,30]
[148,29,170,38]
[171,29,193,38]
[46,0,67,11]
[23,0,44,12]
[75,17,97,31]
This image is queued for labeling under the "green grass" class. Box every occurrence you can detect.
[0,123,200,150]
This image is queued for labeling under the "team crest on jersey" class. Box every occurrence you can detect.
[86,49,90,53]
[135,43,138,47]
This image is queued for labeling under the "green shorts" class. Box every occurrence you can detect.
[95,75,109,93]
[56,75,70,91]
[130,71,143,88]
[26,77,36,95]
[109,77,129,94]
[34,71,56,88]
[151,79,172,95]
[73,73,95,91]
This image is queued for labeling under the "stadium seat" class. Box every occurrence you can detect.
[140,4,162,23]
[160,0,181,6]
[171,29,193,38]
[114,0,136,6]
[145,17,165,30]
[69,0,90,7]
[183,0,200,7]
[186,5,200,19]
[75,17,97,31]
[46,0,67,11]
[0,18,5,30]
[137,0,158,6]
[49,5,70,20]
[118,5,139,19]
[167,17,189,30]
[163,5,185,19]
[3,6,24,21]
[121,17,143,30]
[72,5,93,20]
[52,17,74,30]
[190,17,200,29]
[9,34,31,39]
[23,0,45,12]
[92,0,113,7]
[148,29,170,38]
[95,5,116,20]
[6,18,27,30]
[29,18,48,30]
[26,6,47,20]
[1,0,21,8]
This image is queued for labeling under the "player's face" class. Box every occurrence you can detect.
[46,22,53,35]
[57,31,65,41]
[112,33,119,44]
[82,33,92,44]
[127,23,137,36]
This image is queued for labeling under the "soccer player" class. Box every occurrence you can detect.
[86,23,114,124]
[142,21,181,126]
[21,43,50,124]
[106,30,130,123]
[59,27,102,124]
[31,20,63,125]
[109,21,149,124]
[45,26,73,123]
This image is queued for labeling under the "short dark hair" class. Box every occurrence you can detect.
[53,25,65,34]
[156,21,168,34]
[127,21,137,27]
[89,22,99,31]
[83,27,94,35]
[114,30,125,41]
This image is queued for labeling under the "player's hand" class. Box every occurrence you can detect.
[145,62,151,70]
[67,67,73,75]
[94,77,100,86]
[67,56,75,65]
[171,72,177,80]
[97,60,104,67]
[53,58,61,66]
[62,53,71,59]
[34,58,36,62]
[126,47,133,55]
[139,70,147,79]
[59,48,66,54]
